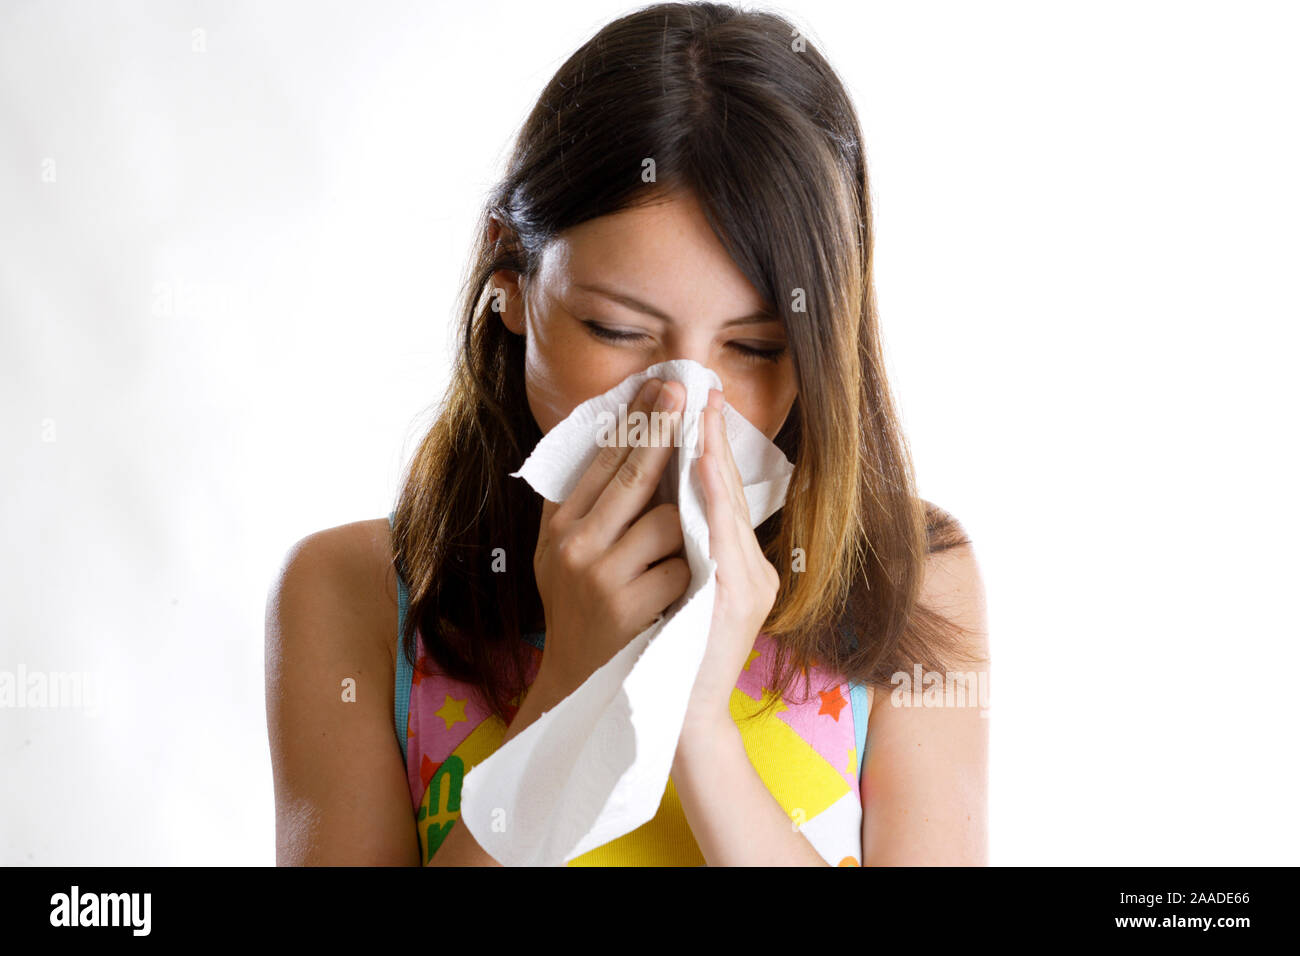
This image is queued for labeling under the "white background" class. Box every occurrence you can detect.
[2,0,1296,865]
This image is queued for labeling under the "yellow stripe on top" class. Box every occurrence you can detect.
[730,685,851,826]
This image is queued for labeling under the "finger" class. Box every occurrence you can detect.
[699,446,744,572]
[704,399,750,527]
[540,495,560,527]
[584,381,684,550]
[705,398,764,575]
[537,495,558,548]
[605,502,685,584]
[711,391,748,517]
[560,376,663,521]
[625,556,692,631]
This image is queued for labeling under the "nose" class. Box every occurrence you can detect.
[649,343,728,402]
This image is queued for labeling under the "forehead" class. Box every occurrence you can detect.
[536,191,767,317]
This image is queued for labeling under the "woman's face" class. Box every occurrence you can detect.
[492,189,797,442]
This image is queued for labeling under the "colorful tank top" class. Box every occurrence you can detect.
[390,514,872,866]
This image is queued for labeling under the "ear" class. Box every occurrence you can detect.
[489,271,526,336]
[486,217,527,337]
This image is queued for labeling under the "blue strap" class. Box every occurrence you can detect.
[390,512,412,767]
[848,681,871,789]
[841,628,871,789]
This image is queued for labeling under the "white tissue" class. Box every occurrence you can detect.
[458,358,796,866]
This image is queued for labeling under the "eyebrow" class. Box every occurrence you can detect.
[573,282,779,327]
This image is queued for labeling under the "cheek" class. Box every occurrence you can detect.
[719,365,798,441]
[523,318,647,434]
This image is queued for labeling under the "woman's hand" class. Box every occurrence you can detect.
[681,387,781,728]
[532,377,691,698]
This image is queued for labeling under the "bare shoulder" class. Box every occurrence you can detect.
[266,518,400,673]
[917,500,987,646]
[263,516,417,865]
[870,501,989,719]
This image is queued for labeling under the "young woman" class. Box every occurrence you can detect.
[266,1,989,866]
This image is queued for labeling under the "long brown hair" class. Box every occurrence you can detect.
[392,1,982,724]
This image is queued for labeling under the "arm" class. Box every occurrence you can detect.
[265,525,421,866]
[671,714,830,866]
[670,533,991,867]
[664,393,829,865]
[861,535,990,865]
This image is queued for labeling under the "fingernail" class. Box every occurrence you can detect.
[655,382,678,410]
[641,378,663,405]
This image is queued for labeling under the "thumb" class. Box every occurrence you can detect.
[538,495,562,545]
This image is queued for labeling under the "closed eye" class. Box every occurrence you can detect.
[580,321,787,365]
